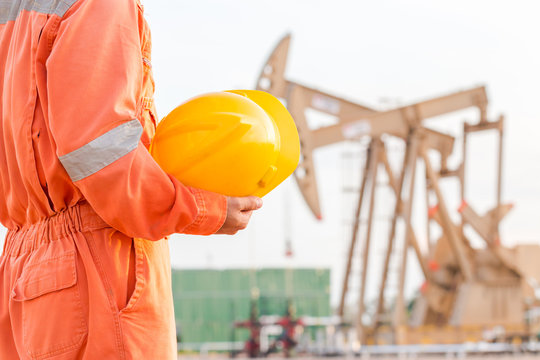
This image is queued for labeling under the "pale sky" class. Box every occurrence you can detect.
[2,0,539,309]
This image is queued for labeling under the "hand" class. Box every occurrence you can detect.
[216,196,263,235]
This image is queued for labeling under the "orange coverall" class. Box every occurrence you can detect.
[0,0,227,358]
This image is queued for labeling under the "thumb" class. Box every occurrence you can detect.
[239,196,263,211]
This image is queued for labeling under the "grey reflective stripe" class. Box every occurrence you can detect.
[59,120,143,182]
[0,0,78,24]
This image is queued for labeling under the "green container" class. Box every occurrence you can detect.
[172,268,331,344]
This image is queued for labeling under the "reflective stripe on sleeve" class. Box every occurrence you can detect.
[59,120,143,182]
[0,0,78,24]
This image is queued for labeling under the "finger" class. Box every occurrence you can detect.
[238,196,263,211]
[219,226,239,235]
[241,210,254,225]
[228,212,251,233]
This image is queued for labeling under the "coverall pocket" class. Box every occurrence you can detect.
[120,238,146,314]
[11,249,87,359]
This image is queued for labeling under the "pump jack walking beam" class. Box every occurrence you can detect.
[256,34,466,219]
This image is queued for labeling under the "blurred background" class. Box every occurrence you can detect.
[147,0,540,358]
[145,0,540,278]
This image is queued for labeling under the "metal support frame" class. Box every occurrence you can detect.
[255,34,530,346]
[394,132,420,328]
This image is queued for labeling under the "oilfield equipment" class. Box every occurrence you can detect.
[256,35,540,345]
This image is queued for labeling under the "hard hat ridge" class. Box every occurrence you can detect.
[151,90,300,197]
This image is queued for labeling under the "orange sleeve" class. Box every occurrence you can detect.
[46,0,227,240]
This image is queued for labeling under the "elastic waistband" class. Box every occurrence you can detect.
[3,201,109,257]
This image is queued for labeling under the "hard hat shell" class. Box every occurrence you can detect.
[150,90,300,197]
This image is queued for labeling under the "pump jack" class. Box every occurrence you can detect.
[256,35,540,344]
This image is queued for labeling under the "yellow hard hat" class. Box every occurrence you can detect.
[150,90,300,197]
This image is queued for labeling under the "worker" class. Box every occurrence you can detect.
[0,0,262,358]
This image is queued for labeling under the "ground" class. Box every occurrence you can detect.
[178,356,539,360]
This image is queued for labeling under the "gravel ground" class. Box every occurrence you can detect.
[179,356,539,360]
